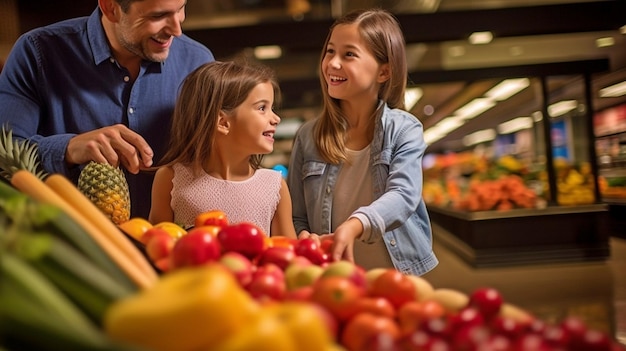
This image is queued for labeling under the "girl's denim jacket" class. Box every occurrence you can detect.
[288,103,439,276]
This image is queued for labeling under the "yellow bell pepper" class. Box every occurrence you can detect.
[103,264,260,351]
[215,302,340,351]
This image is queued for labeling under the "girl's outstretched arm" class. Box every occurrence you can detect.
[148,166,175,224]
[270,179,297,239]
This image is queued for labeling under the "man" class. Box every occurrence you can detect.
[0,0,214,218]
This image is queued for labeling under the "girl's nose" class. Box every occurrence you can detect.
[271,111,281,125]
[328,56,341,69]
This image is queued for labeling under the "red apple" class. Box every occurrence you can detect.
[256,246,296,271]
[320,260,367,289]
[218,222,266,260]
[145,231,175,262]
[246,263,286,302]
[219,251,254,287]
[141,226,171,245]
[170,229,221,269]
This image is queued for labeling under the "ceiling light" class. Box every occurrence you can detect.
[620,25,626,35]
[424,128,446,145]
[595,37,615,48]
[434,116,465,135]
[548,100,577,117]
[423,105,434,116]
[599,80,626,97]
[404,87,423,111]
[454,98,496,119]
[463,129,496,147]
[253,45,282,60]
[498,117,533,134]
[484,78,530,101]
[469,31,493,45]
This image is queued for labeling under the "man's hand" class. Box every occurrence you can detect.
[66,124,154,174]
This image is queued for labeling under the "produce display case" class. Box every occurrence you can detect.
[423,70,614,267]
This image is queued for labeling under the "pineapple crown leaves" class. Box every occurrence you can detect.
[0,125,48,181]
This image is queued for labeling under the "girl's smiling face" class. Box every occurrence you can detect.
[322,23,389,105]
[227,81,281,155]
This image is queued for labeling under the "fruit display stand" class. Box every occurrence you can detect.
[428,203,610,268]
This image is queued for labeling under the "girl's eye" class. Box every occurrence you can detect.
[259,105,266,112]
[326,48,335,55]
[346,51,356,57]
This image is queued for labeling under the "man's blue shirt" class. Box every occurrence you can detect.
[0,8,214,218]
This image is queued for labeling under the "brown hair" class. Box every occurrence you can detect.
[158,60,280,171]
[314,8,408,164]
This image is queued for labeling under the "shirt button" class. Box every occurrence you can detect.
[128,107,134,114]
[123,76,130,82]
[326,187,331,194]
[109,58,115,63]
[389,239,397,246]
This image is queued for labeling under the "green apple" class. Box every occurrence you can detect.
[320,260,367,288]
[285,264,324,291]
[406,274,434,301]
[364,268,388,288]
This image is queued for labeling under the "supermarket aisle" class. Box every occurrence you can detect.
[423,223,626,346]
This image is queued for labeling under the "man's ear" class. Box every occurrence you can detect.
[217,111,230,135]
[99,0,120,23]
[377,63,391,83]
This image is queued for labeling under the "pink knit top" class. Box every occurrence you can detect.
[170,164,282,235]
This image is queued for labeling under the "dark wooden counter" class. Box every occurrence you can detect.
[428,204,611,267]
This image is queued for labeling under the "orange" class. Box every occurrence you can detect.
[154,221,187,240]
[118,217,153,241]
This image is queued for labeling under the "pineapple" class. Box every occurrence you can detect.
[78,161,131,225]
[0,125,47,181]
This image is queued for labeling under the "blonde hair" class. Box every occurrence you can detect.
[314,8,408,164]
[158,60,280,171]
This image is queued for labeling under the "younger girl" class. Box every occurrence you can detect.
[287,9,438,275]
[150,61,296,238]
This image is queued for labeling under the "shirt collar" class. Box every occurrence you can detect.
[87,8,113,65]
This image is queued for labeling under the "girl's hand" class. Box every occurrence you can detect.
[331,218,363,262]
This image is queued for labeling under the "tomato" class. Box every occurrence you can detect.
[270,236,298,250]
[153,221,187,240]
[368,269,416,310]
[218,222,266,260]
[311,276,365,322]
[194,209,229,228]
[397,300,447,336]
[118,217,152,241]
[192,225,221,237]
[320,236,334,256]
[295,238,328,265]
[350,297,396,320]
[341,312,401,351]
[169,229,222,269]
